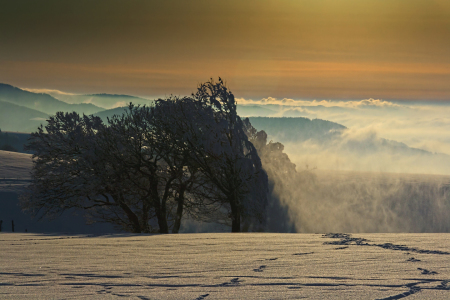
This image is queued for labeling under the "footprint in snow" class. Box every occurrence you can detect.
[293,252,314,256]
[406,257,421,262]
[418,267,438,275]
[220,277,241,286]
[253,265,266,272]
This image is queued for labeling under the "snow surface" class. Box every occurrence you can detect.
[0,150,32,192]
[0,150,118,234]
[0,150,32,177]
[1,233,449,299]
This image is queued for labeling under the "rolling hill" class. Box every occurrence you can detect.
[237,105,277,117]
[48,91,155,109]
[93,106,130,122]
[0,101,48,133]
[248,117,346,143]
[0,83,103,115]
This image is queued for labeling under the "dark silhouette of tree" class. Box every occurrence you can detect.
[243,118,316,231]
[178,79,268,232]
[96,103,221,233]
[151,97,226,232]
[21,112,149,233]
[22,107,190,234]
[21,79,268,233]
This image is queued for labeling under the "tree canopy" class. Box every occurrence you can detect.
[22,79,269,233]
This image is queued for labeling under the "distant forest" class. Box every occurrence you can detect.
[0,130,29,152]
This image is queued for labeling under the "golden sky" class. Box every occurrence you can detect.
[1,0,449,100]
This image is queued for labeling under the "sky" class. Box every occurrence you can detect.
[1,0,449,100]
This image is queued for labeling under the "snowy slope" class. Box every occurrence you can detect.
[0,233,449,299]
[0,150,117,234]
[0,150,32,180]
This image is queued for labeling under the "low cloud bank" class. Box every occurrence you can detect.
[241,99,450,233]
[237,97,401,108]
[239,98,450,157]
[284,128,450,175]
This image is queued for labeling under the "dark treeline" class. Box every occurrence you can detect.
[0,130,30,152]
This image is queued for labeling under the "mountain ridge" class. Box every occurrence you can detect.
[0,83,103,115]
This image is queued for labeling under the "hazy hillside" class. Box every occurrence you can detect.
[248,117,346,143]
[248,117,432,157]
[48,91,155,109]
[0,101,48,133]
[237,105,276,117]
[247,117,450,175]
[0,83,103,115]
[93,106,130,122]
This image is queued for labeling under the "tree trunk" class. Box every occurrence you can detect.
[141,201,151,233]
[151,180,169,234]
[118,202,141,233]
[172,186,186,234]
[172,199,184,234]
[230,197,241,232]
[155,210,169,234]
[155,205,169,234]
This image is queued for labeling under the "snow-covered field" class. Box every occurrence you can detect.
[2,151,450,299]
[0,150,31,193]
[1,233,449,299]
[0,150,117,234]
